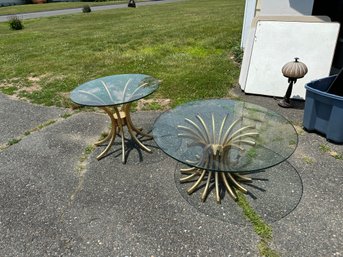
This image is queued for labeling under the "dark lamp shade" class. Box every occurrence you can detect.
[282,58,308,79]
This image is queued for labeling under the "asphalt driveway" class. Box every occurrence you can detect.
[0,89,342,256]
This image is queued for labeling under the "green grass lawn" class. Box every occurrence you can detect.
[0,0,244,108]
[0,1,130,16]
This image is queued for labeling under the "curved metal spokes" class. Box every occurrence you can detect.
[220,117,242,145]
[95,131,111,146]
[96,107,117,160]
[184,118,208,142]
[122,78,132,102]
[201,171,212,202]
[179,167,253,203]
[100,80,115,102]
[95,103,152,163]
[78,90,107,105]
[218,114,229,144]
[177,113,259,203]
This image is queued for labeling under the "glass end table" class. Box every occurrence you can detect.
[153,99,298,203]
[70,74,159,163]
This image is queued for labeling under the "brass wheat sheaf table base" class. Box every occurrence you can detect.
[70,74,159,163]
[177,114,258,203]
[180,167,252,203]
[153,99,298,204]
[95,103,152,163]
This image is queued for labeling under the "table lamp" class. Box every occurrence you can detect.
[278,57,308,108]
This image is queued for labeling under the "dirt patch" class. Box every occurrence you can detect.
[136,98,171,111]
[27,76,41,82]
[1,75,44,94]
[0,77,22,88]
[17,84,42,94]
[22,74,50,93]
[0,82,14,88]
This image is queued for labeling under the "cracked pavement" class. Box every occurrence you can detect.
[0,91,342,256]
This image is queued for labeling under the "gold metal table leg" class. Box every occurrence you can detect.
[95,130,112,146]
[112,106,126,163]
[123,103,152,153]
[96,107,117,160]
[180,168,252,203]
[95,103,153,162]
[124,103,153,139]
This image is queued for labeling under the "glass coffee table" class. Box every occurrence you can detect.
[153,99,298,203]
[70,74,159,163]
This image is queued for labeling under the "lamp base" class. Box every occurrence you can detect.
[278,99,293,108]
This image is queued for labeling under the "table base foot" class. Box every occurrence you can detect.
[180,167,252,204]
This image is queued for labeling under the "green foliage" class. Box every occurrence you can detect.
[79,144,95,163]
[247,148,257,159]
[303,156,315,164]
[289,139,296,145]
[0,0,244,107]
[237,192,280,256]
[318,144,343,160]
[84,145,95,155]
[231,44,243,64]
[148,102,162,110]
[258,240,280,257]
[237,192,272,239]
[8,138,21,145]
[99,132,109,140]
[8,16,24,30]
[82,5,92,13]
[0,86,17,95]
[333,154,343,160]
[142,101,162,111]
[37,120,56,129]
[319,144,331,153]
[61,112,73,119]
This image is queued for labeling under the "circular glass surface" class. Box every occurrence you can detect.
[70,74,159,106]
[175,160,303,224]
[153,99,298,173]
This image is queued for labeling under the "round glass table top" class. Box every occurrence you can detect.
[70,74,159,107]
[153,99,298,173]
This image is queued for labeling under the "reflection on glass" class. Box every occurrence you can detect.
[70,74,159,106]
[153,99,298,203]
[178,114,259,171]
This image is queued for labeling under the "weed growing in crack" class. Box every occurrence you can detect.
[319,144,331,153]
[302,156,315,164]
[8,138,21,145]
[237,192,280,257]
[1,119,58,152]
[78,144,95,168]
[319,144,343,160]
[61,112,73,119]
[37,120,56,130]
